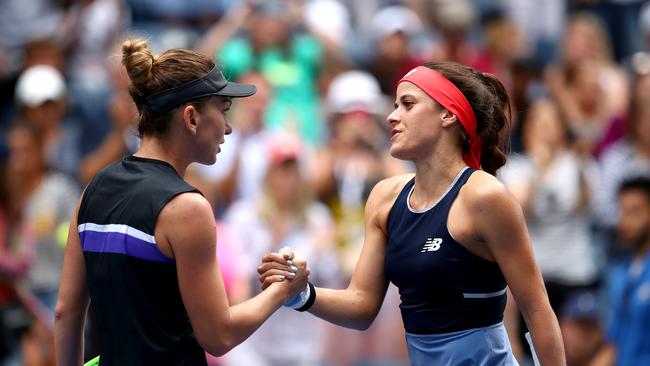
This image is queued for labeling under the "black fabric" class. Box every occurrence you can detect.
[145,67,256,114]
[77,155,206,366]
[384,168,508,334]
[296,282,316,312]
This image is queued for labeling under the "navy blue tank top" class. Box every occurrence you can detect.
[384,168,507,334]
[78,155,206,365]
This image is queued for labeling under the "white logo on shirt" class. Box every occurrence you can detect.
[421,238,443,252]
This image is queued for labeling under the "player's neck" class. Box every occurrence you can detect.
[412,155,467,206]
[135,137,190,178]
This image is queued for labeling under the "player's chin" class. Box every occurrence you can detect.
[389,145,409,161]
[198,153,218,166]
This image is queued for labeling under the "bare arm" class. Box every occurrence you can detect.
[54,199,90,366]
[158,193,308,356]
[195,4,253,59]
[273,177,406,330]
[504,289,525,360]
[590,343,615,366]
[470,174,566,365]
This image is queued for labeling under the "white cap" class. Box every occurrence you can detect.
[304,0,351,46]
[326,70,387,115]
[370,6,422,39]
[435,0,476,31]
[15,65,67,107]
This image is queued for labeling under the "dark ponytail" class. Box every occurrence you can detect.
[422,62,511,175]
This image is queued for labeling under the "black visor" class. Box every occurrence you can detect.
[145,67,256,114]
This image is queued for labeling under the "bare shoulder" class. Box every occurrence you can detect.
[157,192,216,254]
[161,191,213,218]
[463,170,516,208]
[460,170,524,229]
[365,174,414,232]
[367,173,415,208]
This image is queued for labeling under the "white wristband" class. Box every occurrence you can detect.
[284,284,311,309]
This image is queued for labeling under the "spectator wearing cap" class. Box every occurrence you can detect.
[429,0,479,66]
[592,176,650,366]
[559,291,603,366]
[314,70,408,262]
[14,64,82,180]
[365,5,425,96]
[223,132,342,365]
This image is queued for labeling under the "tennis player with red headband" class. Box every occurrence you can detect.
[259,62,565,365]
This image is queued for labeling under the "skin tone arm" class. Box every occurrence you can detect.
[54,199,90,366]
[504,289,524,360]
[195,3,253,58]
[259,175,409,330]
[465,173,566,365]
[157,192,309,356]
[590,343,615,366]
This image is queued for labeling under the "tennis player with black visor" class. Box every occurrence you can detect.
[54,38,309,366]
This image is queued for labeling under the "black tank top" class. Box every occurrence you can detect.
[77,155,206,365]
[384,168,507,334]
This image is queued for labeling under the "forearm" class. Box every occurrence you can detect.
[309,286,382,330]
[54,303,89,366]
[523,308,566,366]
[590,343,615,366]
[504,290,524,359]
[204,284,286,355]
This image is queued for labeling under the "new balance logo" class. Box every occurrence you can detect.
[421,238,443,252]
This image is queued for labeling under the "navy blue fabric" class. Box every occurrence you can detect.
[385,168,508,334]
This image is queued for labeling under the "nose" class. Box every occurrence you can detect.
[225,121,233,135]
[386,108,400,127]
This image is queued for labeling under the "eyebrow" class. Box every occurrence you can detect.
[394,93,417,108]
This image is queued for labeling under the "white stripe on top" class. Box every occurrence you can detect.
[78,223,156,244]
[462,287,507,299]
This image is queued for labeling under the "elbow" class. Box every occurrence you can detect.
[200,334,237,357]
[351,315,376,331]
[344,291,382,331]
[346,305,380,331]
[54,300,69,325]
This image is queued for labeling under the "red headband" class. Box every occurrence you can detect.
[399,66,481,169]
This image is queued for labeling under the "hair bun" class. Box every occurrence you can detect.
[122,39,155,89]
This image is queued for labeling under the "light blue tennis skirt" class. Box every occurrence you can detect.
[405,322,519,366]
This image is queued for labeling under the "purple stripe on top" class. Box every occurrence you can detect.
[80,230,173,263]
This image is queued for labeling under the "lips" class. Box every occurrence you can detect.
[391,129,401,139]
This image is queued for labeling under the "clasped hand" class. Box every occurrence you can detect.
[257,247,310,303]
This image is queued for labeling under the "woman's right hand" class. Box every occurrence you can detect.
[257,248,310,302]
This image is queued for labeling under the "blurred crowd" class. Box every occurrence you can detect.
[0,0,649,365]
